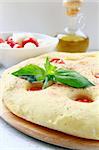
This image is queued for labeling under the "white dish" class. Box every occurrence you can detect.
[0,32,58,68]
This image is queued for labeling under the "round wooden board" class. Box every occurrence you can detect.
[1,102,99,150]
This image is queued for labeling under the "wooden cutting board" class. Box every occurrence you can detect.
[1,101,99,150]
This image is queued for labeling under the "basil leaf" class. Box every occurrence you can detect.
[55,69,94,88]
[20,75,37,83]
[43,75,55,89]
[12,64,45,81]
[44,57,57,75]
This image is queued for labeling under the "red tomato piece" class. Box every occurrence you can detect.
[22,37,39,47]
[28,86,42,91]
[76,98,93,103]
[0,38,4,43]
[50,58,65,64]
[95,73,99,78]
[6,37,17,48]
[9,41,17,48]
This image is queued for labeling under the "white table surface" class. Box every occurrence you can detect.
[0,118,67,150]
[0,49,97,150]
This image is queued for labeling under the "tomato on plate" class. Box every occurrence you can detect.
[22,37,39,47]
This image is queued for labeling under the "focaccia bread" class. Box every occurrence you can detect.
[1,52,99,140]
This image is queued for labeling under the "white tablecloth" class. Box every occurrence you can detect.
[0,118,67,150]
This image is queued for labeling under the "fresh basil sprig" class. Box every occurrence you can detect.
[12,58,94,89]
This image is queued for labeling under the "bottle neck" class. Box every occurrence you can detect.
[65,15,78,34]
[65,13,85,35]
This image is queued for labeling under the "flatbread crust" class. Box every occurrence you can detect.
[1,52,99,140]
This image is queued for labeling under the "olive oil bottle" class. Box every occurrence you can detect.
[57,0,89,53]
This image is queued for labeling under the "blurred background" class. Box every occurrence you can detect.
[0,0,98,50]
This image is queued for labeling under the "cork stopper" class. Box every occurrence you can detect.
[63,0,83,16]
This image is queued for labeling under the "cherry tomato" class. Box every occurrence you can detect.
[22,37,39,47]
[50,58,65,64]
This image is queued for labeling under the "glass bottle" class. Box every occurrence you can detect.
[57,0,89,53]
